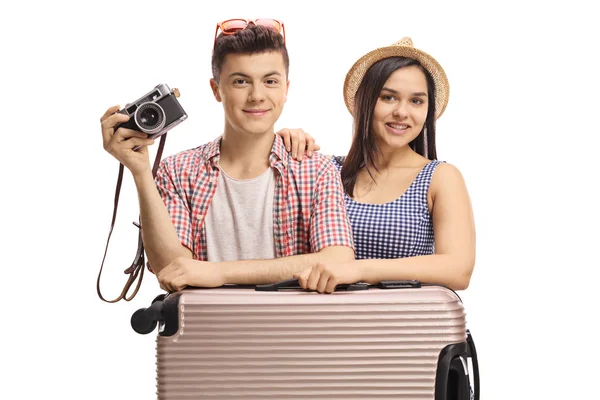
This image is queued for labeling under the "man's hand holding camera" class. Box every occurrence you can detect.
[100,105,155,176]
[100,84,187,177]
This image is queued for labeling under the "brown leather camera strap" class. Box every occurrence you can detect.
[97,134,167,303]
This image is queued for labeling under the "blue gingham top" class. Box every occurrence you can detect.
[331,158,443,260]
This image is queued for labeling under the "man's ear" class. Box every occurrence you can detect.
[284,80,290,102]
[210,78,222,102]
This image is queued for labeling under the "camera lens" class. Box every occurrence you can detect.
[140,108,159,126]
[134,102,166,135]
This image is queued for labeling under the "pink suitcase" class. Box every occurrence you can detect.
[132,280,479,400]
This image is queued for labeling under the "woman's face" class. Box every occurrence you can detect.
[372,65,429,152]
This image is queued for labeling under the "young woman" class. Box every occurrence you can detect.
[280,37,475,293]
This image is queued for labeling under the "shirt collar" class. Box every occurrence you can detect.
[269,134,290,167]
[203,134,290,168]
[203,136,222,167]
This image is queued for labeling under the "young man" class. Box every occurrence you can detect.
[100,20,354,292]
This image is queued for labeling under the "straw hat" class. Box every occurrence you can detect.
[343,37,449,119]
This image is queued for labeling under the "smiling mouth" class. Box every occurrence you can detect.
[386,123,410,133]
[244,109,269,116]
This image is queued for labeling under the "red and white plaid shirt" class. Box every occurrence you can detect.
[154,135,354,261]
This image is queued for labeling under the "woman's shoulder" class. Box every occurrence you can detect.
[429,161,468,193]
[431,161,463,177]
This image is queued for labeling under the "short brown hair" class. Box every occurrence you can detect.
[212,24,289,82]
[212,25,290,82]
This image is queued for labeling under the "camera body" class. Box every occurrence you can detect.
[117,83,187,139]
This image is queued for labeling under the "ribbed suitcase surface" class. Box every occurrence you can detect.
[154,286,467,399]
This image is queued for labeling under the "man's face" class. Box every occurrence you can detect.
[210,52,289,137]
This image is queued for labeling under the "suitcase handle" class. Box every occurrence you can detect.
[378,280,422,289]
[255,278,369,292]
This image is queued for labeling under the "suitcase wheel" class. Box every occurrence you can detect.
[131,308,158,334]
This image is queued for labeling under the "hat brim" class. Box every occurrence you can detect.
[344,45,449,120]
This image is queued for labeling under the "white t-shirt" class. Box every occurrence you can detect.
[204,167,276,262]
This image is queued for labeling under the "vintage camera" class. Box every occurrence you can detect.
[117,83,187,139]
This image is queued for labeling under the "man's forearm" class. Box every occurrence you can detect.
[133,170,192,273]
[219,246,355,285]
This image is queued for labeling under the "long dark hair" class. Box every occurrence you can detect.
[341,57,437,196]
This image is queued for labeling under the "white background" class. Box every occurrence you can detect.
[1,0,598,399]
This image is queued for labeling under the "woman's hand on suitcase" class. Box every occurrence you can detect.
[157,257,225,292]
[294,262,362,294]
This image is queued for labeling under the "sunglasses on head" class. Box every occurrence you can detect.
[214,18,286,47]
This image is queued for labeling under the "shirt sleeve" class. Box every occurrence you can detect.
[309,166,355,253]
[154,158,195,256]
